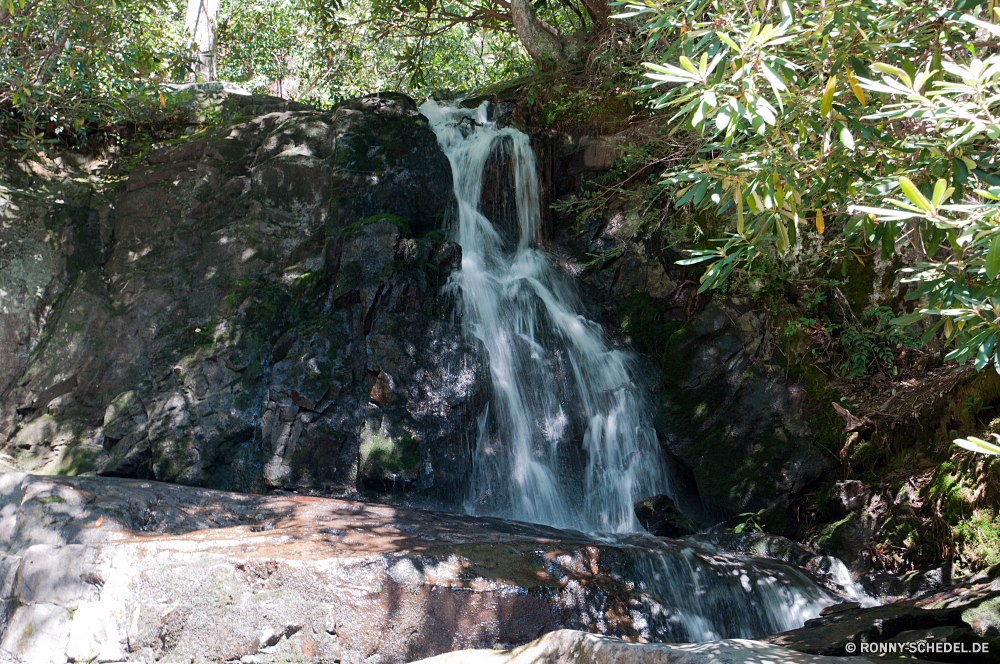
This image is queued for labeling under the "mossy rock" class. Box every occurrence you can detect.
[359,425,420,484]
[651,302,829,521]
[343,213,411,238]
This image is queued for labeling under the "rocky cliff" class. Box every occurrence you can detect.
[0,88,483,505]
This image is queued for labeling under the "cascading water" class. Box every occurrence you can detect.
[419,96,876,641]
[421,98,671,533]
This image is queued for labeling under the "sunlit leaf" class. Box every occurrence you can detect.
[820,74,837,118]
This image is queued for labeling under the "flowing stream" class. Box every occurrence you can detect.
[421,98,670,533]
[419,97,873,640]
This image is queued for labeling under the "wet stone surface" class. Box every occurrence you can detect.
[0,472,853,663]
[0,89,482,507]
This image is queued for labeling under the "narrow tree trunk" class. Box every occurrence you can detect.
[185,0,220,82]
[509,0,567,67]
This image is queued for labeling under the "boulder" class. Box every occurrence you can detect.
[766,603,976,657]
[634,494,698,537]
[652,301,831,521]
[0,90,479,505]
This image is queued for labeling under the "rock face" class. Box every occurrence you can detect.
[0,89,482,503]
[0,473,849,664]
[634,494,697,537]
[653,301,830,521]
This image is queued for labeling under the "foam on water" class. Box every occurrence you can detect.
[421,98,670,533]
[419,97,873,640]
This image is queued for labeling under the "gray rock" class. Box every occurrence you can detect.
[0,603,71,664]
[0,473,863,664]
[0,90,479,507]
[14,544,100,607]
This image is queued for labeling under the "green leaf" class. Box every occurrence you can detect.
[986,235,1000,280]
[676,254,719,266]
[840,125,854,151]
[891,312,926,326]
[931,179,948,207]
[954,435,1000,456]
[775,217,790,253]
[899,177,933,212]
[954,157,969,184]
[953,0,989,9]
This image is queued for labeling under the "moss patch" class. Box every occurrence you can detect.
[343,213,411,238]
[617,293,678,362]
[359,426,420,482]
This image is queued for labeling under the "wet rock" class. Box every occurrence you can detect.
[864,565,956,600]
[766,603,972,657]
[411,629,875,664]
[0,473,856,664]
[634,494,698,537]
[0,90,480,506]
[820,480,872,520]
[820,601,862,616]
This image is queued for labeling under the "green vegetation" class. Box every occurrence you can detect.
[620,0,1000,380]
[0,0,186,154]
[358,425,420,484]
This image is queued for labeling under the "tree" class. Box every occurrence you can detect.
[0,0,184,151]
[185,0,221,81]
[215,0,531,100]
[618,0,1000,373]
[365,0,612,70]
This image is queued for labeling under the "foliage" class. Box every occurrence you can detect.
[785,300,919,377]
[727,508,765,533]
[216,0,532,102]
[616,0,1000,375]
[954,433,1000,454]
[838,306,921,377]
[0,0,186,153]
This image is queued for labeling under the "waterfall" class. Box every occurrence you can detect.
[421,98,670,533]
[418,97,877,642]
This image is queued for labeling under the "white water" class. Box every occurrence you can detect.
[418,96,875,641]
[421,98,670,533]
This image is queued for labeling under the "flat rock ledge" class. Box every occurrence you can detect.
[0,472,849,663]
[411,629,874,663]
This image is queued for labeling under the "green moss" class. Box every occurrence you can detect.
[359,427,420,481]
[799,367,847,456]
[38,495,66,504]
[420,229,448,245]
[814,512,855,551]
[833,255,878,313]
[343,213,411,238]
[55,444,99,476]
[618,293,677,362]
[653,326,795,516]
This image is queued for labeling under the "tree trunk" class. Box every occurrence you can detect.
[579,0,611,31]
[509,0,567,67]
[184,0,220,82]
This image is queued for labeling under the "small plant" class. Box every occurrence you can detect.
[838,307,920,378]
[728,508,765,534]
[964,391,988,418]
